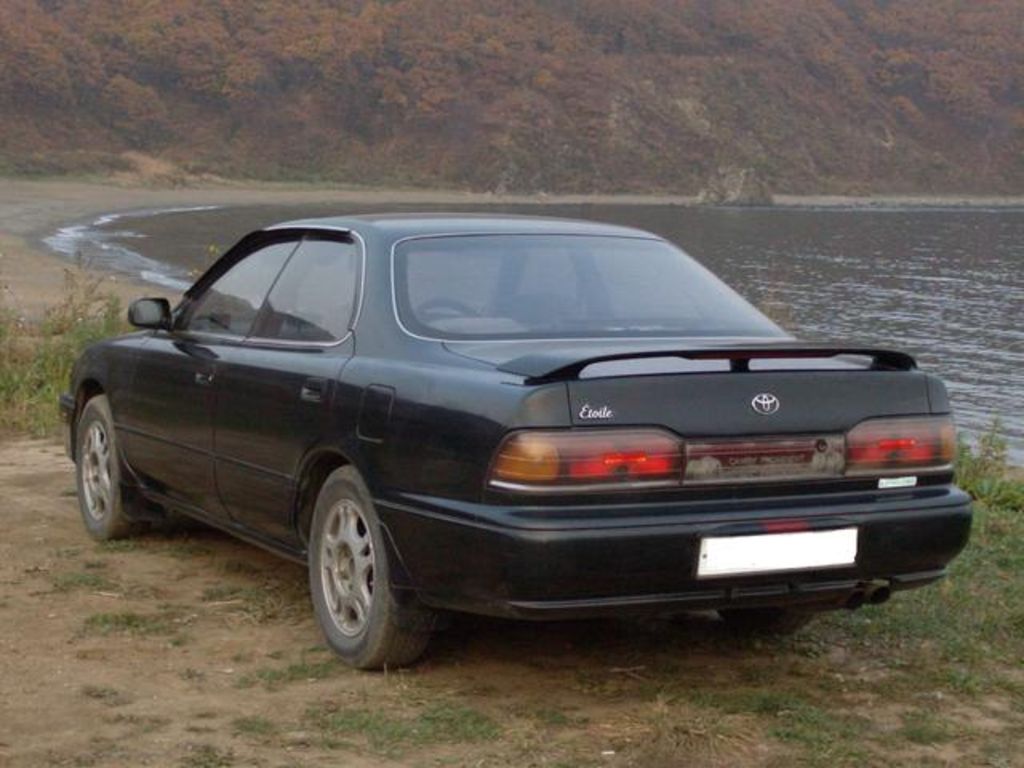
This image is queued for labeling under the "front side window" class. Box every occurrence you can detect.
[394,235,784,340]
[183,241,297,336]
[251,238,359,343]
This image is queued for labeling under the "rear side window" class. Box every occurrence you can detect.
[184,241,297,336]
[251,238,359,343]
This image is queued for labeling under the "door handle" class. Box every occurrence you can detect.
[300,377,327,403]
[194,371,215,387]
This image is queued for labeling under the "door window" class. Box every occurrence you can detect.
[183,241,298,336]
[251,238,359,343]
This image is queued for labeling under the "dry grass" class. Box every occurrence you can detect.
[0,264,124,433]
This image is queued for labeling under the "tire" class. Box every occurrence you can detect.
[74,395,140,541]
[308,466,433,670]
[718,606,816,636]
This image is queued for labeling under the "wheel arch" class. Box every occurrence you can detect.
[293,447,354,548]
[70,378,106,461]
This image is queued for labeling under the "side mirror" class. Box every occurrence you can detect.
[128,298,172,330]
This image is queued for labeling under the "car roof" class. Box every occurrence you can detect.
[264,213,661,242]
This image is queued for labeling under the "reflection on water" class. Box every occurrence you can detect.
[47,202,1024,461]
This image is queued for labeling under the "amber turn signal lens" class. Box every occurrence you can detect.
[491,433,562,484]
[489,429,683,491]
[845,415,955,475]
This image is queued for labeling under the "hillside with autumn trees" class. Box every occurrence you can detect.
[1,0,1022,195]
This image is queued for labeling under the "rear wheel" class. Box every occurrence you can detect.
[75,395,140,540]
[309,466,433,669]
[718,607,816,635]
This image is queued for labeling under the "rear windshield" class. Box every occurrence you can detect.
[394,234,783,340]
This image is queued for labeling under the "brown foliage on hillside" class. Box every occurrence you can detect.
[1,0,1021,194]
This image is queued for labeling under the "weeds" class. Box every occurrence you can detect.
[235,654,347,690]
[97,539,142,553]
[231,716,277,738]
[898,709,956,746]
[956,420,1024,510]
[305,700,500,754]
[82,610,176,637]
[0,265,124,433]
[52,571,117,593]
[180,744,234,768]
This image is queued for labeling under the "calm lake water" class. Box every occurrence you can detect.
[44,202,1024,462]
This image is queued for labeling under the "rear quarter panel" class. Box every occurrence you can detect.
[339,356,569,503]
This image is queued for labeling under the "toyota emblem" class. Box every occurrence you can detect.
[751,393,780,415]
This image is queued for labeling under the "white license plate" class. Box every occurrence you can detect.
[697,528,858,578]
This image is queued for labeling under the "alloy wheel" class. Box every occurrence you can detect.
[320,499,375,637]
[81,421,112,522]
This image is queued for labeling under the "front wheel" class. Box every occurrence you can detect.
[74,395,140,540]
[308,466,433,669]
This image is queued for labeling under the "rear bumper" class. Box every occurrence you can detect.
[376,486,972,619]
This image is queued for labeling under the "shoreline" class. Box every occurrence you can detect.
[2,175,1024,318]
[5,177,1024,244]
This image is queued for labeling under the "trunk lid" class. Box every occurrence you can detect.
[446,339,932,438]
[566,369,932,436]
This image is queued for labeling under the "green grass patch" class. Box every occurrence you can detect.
[82,610,176,637]
[898,709,956,746]
[97,539,142,554]
[231,716,276,737]
[52,570,117,593]
[305,700,500,755]
[692,687,872,764]
[162,537,213,559]
[180,744,234,768]
[235,654,347,690]
[531,707,575,727]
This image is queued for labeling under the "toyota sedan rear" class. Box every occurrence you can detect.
[61,214,973,668]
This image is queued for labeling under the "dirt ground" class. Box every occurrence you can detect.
[1,437,1021,768]
[0,438,766,768]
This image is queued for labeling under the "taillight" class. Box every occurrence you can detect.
[489,429,682,492]
[489,416,955,494]
[845,416,955,475]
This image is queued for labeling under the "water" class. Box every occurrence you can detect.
[43,202,1024,461]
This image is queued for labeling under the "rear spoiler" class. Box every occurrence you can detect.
[497,343,917,383]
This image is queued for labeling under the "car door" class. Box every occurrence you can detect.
[213,235,361,545]
[117,237,300,517]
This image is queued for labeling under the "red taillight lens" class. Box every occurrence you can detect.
[489,429,682,491]
[845,416,955,475]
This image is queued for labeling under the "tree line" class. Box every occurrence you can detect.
[1,0,1021,193]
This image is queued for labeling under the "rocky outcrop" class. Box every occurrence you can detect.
[697,166,774,206]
